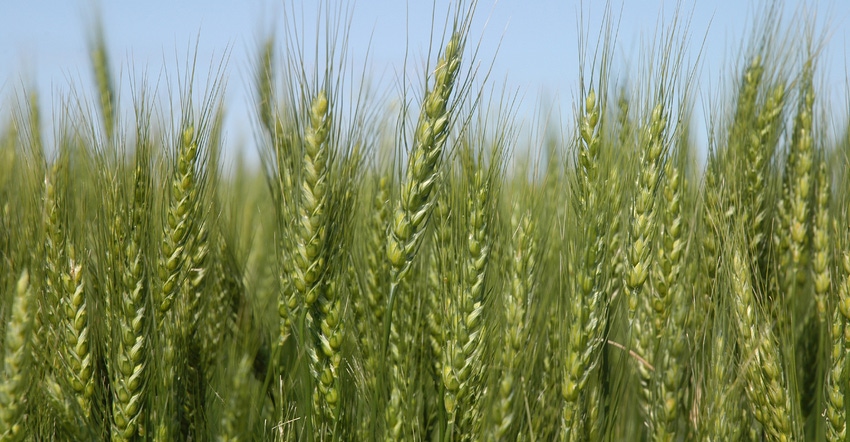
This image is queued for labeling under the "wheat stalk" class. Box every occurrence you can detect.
[353,175,391,438]
[384,31,464,441]
[490,206,536,441]
[427,198,450,377]
[109,113,154,441]
[625,103,667,315]
[731,248,793,441]
[39,160,65,370]
[256,36,276,137]
[90,25,116,143]
[729,56,764,182]
[157,125,201,317]
[455,164,492,439]
[827,245,850,440]
[293,90,331,312]
[812,159,830,321]
[154,112,214,439]
[0,271,33,441]
[626,100,668,424]
[59,250,92,420]
[745,82,785,259]
[385,32,463,347]
[563,89,607,440]
[651,158,688,441]
[775,61,815,311]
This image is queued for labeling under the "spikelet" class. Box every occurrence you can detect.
[490,206,536,440]
[0,271,34,440]
[562,89,607,440]
[385,33,463,335]
[60,250,92,419]
[157,125,200,317]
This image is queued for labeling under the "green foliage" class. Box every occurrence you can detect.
[2,2,850,441]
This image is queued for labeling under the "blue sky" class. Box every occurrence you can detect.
[1,1,848,163]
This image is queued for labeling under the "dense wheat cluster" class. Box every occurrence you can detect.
[3,2,850,441]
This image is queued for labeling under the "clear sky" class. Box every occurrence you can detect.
[1,1,848,164]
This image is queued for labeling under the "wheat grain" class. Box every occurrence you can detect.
[746,82,785,259]
[110,127,153,441]
[651,158,687,441]
[775,61,815,312]
[563,89,607,441]
[257,36,276,137]
[827,246,850,440]
[490,206,536,441]
[293,90,331,311]
[731,248,793,441]
[812,159,830,321]
[455,164,491,439]
[625,103,667,314]
[90,27,115,143]
[59,249,92,419]
[0,271,33,441]
[157,125,200,317]
[625,101,668,426]
[426,202,448,376]
[385,32,463,343]
[384,31,464,441]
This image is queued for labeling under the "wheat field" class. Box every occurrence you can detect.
[2,1,850,441]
